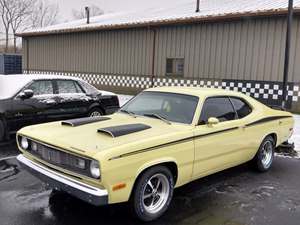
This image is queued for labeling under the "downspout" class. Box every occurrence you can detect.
[282,0,294,109]
[151,27,157,87]
[26,38,29,73]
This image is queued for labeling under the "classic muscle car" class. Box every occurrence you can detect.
[16,87,293,221]
[0,74,119,142]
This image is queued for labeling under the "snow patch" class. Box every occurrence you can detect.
[289,115,300,154]
[118,95,133,106]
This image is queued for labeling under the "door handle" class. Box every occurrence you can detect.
[239,125,246,129]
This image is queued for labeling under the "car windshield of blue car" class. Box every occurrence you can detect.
[121,91,199,124]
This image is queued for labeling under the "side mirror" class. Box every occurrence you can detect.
[207,117,219,126]
[19,89,34,99]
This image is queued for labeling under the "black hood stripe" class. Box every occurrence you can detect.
[61,117,111,127]
[98,123,151,138]
[245,116,292,127]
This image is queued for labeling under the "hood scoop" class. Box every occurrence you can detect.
[98,123,151,138]
[62,117,111,127]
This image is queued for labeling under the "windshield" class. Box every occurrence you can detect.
[121,91,199,124]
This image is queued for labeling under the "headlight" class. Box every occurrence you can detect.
[90,160,100,179]
[21,137,29,149]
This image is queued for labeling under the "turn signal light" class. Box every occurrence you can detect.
[113,183,126,191]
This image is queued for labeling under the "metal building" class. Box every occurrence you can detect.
[17,0,300,111]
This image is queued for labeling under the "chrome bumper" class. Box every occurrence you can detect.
[17,154,108,206]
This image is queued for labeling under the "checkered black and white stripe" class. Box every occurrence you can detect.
[24,71,300,104]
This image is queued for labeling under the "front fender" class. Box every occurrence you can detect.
[135,157,178,181]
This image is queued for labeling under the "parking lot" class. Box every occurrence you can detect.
[1,140,300,225]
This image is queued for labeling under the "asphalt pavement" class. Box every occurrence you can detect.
[1,142,300,225]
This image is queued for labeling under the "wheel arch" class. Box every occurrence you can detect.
[87,103,105,115]
[129,159,178,199]
[262,132,278,147]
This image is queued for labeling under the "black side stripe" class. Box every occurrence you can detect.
[245,116,292,127]
[109,126,239,160]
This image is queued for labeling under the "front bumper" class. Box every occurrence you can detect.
[17,154,108,206]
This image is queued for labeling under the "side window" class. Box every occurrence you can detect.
[230,97,252,119]
[57,80,84,94]
[199,97,236,124]
[27,80,53,96]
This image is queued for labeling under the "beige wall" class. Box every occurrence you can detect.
[23,16,300,82]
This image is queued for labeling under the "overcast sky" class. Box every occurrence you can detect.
[51,0,176,22]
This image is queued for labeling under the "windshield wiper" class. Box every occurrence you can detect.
[119,109,137,118]
[143,113,171,125]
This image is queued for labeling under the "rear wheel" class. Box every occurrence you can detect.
[131,166,174,222]
[0,119,5,142]
[252,136,275,172]
[88,108,104,117]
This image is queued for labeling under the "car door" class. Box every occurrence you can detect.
[55,79,92,119]
[192,96,252,179]
[9,80,58,131]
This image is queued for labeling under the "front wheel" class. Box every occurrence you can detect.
[131,166,174,222]
[88,108,103,117]
[252,136,275,172]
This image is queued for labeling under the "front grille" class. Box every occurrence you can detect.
[19,137,92,178]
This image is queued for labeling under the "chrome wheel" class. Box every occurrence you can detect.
[89,110,102,117]
[261,140,273,168]
[142,173,170,214]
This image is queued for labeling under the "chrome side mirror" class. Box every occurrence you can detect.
[207,117,219,126]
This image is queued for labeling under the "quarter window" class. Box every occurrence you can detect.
[199,97,236,124]
[27,80,53,96]
[166,58,184,76]
[230,97,252,119]
[57,80,84,94]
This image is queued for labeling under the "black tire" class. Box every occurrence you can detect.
[88,108,104,117]
[252,136,275,172]
[131,166,174,222]
[0,119,5,142]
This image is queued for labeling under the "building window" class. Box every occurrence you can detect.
[166,58,184,76]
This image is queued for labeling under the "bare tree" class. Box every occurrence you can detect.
[7,0,35,52]
[0,0,12,52]
[28,0,59,29]
[72,4,104,20]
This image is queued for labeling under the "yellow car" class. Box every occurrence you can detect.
[16,87,294,221]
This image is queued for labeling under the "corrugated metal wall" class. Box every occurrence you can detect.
[154,16,300,82]
[24,29,154,76]
[23,16,300,82]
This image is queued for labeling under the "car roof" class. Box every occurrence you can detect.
[0,74,83,100]
[145,86,246,98]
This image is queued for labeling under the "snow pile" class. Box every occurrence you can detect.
[118,95,133,106]
[289,115,300,153]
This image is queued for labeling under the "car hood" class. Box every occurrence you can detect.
[18,113,193,159]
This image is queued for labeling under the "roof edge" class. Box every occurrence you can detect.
[17,8,300,37]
